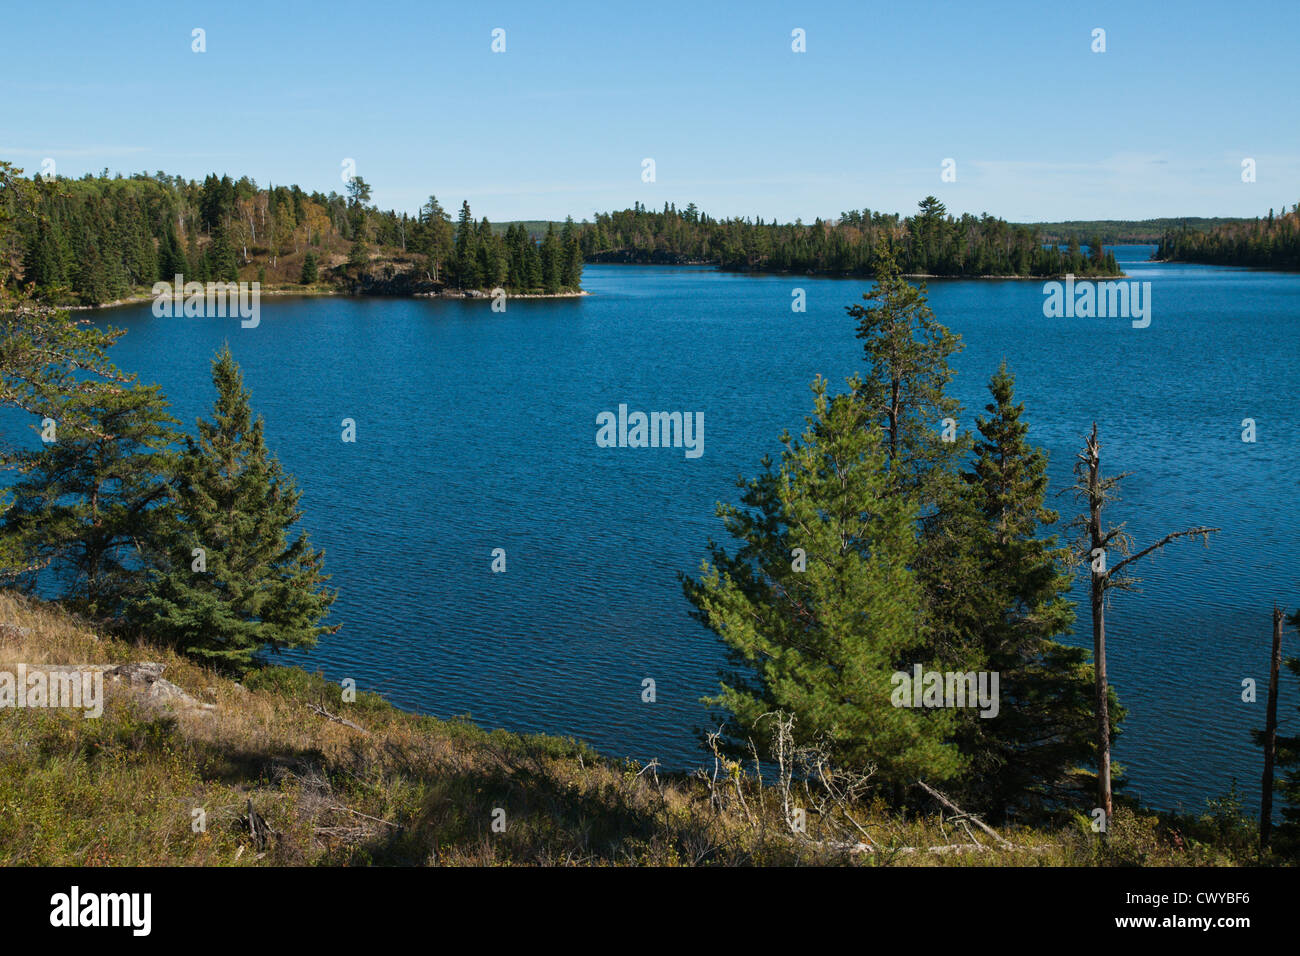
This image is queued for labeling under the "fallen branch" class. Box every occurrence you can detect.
[328,804,401,829]
[915,780,1012,849]
[308,703,369,734]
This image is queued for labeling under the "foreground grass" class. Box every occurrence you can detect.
[0,591,1266,866]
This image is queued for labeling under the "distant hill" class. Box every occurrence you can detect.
[491,220,571,241]
[1023,218,1250,244]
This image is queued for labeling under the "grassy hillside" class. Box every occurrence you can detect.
[0,591,1261,866]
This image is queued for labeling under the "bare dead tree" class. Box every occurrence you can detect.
[1067,422,1218,827]
[1260,606,1284,849]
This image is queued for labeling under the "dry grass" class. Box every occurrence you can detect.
[0,591,1263,866]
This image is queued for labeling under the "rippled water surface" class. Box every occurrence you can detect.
[90,246,1300,813]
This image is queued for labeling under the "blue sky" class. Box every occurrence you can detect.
[2,0,1297,222]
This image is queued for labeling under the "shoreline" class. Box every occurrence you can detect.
[583,260,1128,281]
[56,287,591,312]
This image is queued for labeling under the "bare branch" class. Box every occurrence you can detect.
[1108,526,1219,580]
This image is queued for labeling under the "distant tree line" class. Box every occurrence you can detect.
[580,196,1121,278]
[1156,203,1300,270]
[1031,217,1248,245]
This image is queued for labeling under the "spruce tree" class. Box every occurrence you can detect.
[953,363,1118,814]
[205,222,239,283]
[682,377,962,785]
[74,234,109,306]
[541,223,561,294]
[132,346,337,672]
[560,216,583,290]
[24,215,65,294]
[454,201,479,289]
[158,222,186,280]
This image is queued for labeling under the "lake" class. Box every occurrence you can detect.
[88,245,1300,815]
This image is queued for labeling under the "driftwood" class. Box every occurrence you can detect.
[307,703,369,735]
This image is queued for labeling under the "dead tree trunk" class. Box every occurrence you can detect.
[1069,422,1217,836]
[1083,426,1113,824]
[1261,605,1283,849]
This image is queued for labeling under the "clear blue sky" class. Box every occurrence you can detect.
[3,0,1297,222]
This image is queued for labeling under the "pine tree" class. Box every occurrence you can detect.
[300,251,319,284]
[0,305,126,427]
[0,304,133,582]
[347,236,368,277]
[0,381,178,619]
[417,195,453,282]
[132,346,337,673]
[846,250,973,666]
[682,376,962,785]
[846,247,965,497]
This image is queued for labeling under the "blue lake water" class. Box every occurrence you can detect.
[81,245,1300,815]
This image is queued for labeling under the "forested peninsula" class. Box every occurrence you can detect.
[578,196,1123,278]
[1155,203,1300,270]
[0,161,585,307]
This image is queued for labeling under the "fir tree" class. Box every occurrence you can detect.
[300,251,319,284]
[132,346,337,672]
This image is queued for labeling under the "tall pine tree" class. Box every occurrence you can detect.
[846,249,976,668]
[683,376,962,785]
